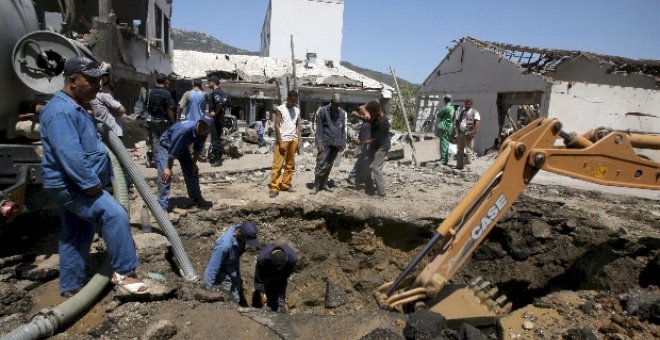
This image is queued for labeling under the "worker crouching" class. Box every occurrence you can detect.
[252,243,299,313]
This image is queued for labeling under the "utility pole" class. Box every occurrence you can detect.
[389,66,418,167]
[290,34,298,92]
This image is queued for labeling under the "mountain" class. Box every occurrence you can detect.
[171,28,417,87]
[171,28,259,56]
[340,61,417,89]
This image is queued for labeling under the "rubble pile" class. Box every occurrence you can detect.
[0,120,658,338]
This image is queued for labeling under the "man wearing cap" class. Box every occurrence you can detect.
[269,90,301,198]
[40,56,148,297]
[310,93,346,194]
[145,74,177,168]
[207,76,228,167]
[437,95,455,165]
[252,243,298,313]
[203,221,260,303]
[156,114,214,211]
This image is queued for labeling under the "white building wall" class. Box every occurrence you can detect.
[548,81,660,134]
[417,40,550,155]
[264,0,343,62]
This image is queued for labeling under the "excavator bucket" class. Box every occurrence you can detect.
[375,277,512,326]
[427,277,512,327]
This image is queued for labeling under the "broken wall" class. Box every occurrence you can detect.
[549,56,658,89]
[416,39,550,155]
[548,81,660,134]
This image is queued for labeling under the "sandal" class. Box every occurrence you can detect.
[112,272,149,295]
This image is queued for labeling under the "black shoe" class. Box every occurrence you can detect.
[210,160,223,167]
[193,198,213,208]
[269,191,279,198]
[309,186,319,195]
[322,185,334,193]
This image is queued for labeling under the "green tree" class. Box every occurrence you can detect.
[390,82,417,132]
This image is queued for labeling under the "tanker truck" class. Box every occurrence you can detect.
[0,0,174,230]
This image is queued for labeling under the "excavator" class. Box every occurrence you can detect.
[375,118,659,324]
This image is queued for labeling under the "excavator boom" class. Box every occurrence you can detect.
[375,119,659,317]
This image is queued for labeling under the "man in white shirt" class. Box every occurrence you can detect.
[456,99,480,169]
[269,91,301,198]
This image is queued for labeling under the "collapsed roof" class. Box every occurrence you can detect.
[465,36,660,81]
[173,50,391,90]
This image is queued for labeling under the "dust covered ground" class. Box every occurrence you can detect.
[0,119,659,339]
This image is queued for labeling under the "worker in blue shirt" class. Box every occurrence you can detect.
[252,243,298,313]
[156,114,215,210]
[40,56,148,297]
[203,221,260,303]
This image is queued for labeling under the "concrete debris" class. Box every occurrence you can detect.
[325,281,348,308]
[360,328,404,340]
[15,254,59,281]
[403,309,447,340]
[142,319,178,340]
[564,328,599,340]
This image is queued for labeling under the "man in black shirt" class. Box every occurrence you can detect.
[145,74,177,168]
[364,101,390,197]
[251,243,298,313]
[207,76,228,167]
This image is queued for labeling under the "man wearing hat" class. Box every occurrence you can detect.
[310,93,347,194]
[156,114,215,211]
[207,76,228,167]
[252,243,298,313]
[203,221,260,303]
[40,56,148,297]
[437,94,455,165]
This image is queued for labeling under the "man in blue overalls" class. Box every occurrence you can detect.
[156,114,214,211]
[40,56,148,297]
[203,221,260,304]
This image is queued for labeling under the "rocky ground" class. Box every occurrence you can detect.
[0,117,659,339]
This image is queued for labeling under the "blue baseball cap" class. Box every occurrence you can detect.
[239,221,260,248]
[198,114,214,129]
[63,56,108,77]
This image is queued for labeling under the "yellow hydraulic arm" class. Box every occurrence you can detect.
[376,118,660,311]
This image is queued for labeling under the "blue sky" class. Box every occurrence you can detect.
[172,0,659,84]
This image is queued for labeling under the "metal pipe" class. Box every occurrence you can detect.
[385,232,442,296]
[389,66,418,166]
[629,134,660,150]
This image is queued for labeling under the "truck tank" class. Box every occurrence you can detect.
[0,0,40,136]
[0,0,85,228]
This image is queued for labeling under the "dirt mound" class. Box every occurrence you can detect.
[0,150,658,338]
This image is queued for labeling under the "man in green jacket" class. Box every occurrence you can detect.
[437,94,454,165]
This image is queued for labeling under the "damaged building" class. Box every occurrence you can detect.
[35,0,175,112]
[415,36,660,155]
[173,50,392,124]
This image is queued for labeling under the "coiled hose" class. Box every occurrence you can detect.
[0,262,113,340]
[103,144,130,212]
[1,123,198,340]
[0,137,131,340]
[96,122,198,282]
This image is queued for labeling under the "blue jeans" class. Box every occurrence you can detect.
[156,146,203,209]
[203,248,241,302]
[46,188,139,294]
